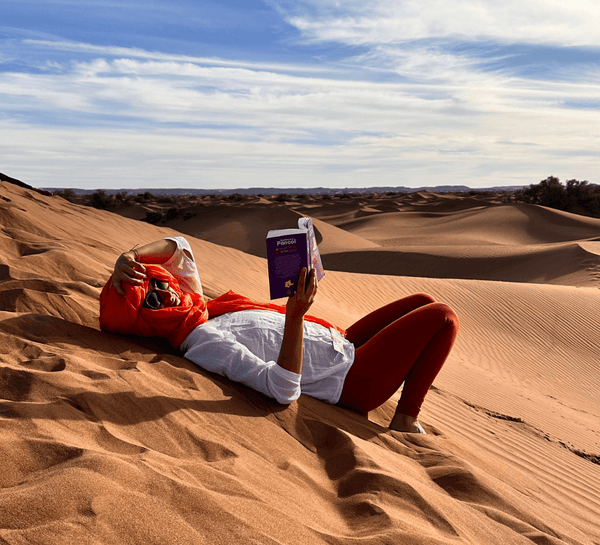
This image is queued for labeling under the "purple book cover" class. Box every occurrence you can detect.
[266,233,309,299]
[266,217,324,299]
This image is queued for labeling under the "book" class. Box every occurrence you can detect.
[266,216,325,299]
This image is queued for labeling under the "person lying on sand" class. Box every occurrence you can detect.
[99,237,459,434]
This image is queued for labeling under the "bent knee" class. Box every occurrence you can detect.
[425,302,459,330]
[412,293,437,306]
[442,305,459,331]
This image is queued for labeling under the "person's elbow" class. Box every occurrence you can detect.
[268,364,301,404]
[272,387,301,405]
[269,376,301,404]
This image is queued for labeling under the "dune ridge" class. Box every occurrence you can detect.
[0,181,598,544]
[153,191,600,288]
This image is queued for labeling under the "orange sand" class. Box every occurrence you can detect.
[0,182,598,544]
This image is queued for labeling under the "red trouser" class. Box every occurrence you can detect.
[338,294,459,418]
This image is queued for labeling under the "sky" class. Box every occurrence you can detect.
[1,0,599,190]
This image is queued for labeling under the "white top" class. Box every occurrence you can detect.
[163,237,203,295]
[165,236,355,405]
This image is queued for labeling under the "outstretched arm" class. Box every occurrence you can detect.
[276,268,318,376]
[110,239,177,295]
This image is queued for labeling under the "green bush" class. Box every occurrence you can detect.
[226,193,250,202]
[165,207,180,221]
[89,190,113,210]
[114,191,131,206]
[136,192,154,202]
[53,189,77,202]
[514,176,599,217]
[143,210,164,224]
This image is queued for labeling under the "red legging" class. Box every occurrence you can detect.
[338,293,459,418]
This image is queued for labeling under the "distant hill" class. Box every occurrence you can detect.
[0,169,525,195]
[41,185,524,196]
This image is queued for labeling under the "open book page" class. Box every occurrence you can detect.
[298,217,325,282]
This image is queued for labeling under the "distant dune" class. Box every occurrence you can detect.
[140,190,600,288]
[0,181,598,544]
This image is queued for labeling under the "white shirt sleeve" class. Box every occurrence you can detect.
[162,236,203,295]
[181,323,302,404]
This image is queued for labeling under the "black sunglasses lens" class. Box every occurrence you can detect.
[152,279,170,291]
[144,290,163,309]
[143,277,171,309]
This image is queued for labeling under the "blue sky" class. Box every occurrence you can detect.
[1,0,599,190]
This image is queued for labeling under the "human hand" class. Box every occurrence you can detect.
[110,250,147,295]
[286,268,317,320]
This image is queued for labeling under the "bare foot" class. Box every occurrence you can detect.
[389,413,426,434]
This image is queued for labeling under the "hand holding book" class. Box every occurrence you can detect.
[286,267,318,319]
[266,216,325,299]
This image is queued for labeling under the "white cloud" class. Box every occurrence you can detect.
[2,37,599,189]
[24,40,331,74]
[273,0,600,47]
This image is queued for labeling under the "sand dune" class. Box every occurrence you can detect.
[0,181,599,544]
[164,202,380,259]
[322,241,600,287]
[325,202,600,247]
[158,193,600,287]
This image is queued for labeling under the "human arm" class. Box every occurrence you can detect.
[276,267,318,375]
[110,239,177,295]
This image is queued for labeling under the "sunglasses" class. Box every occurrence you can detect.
[143,278,171,310]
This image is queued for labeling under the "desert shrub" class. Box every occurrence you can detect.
[165,206,180,221]
[514,176,600,217]
[143,210,163,224]
[274,193,292,202]
[157,195,175,204]
[89,190,113,210]
[226,193,249,202]
[114,191,131,206]
[53,188,77,202]
[565,179,600,215]
[134,192,154,203]
[468,190,493,197]
[515,176,566,209]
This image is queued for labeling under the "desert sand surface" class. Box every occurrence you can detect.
[0,181,599,544]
